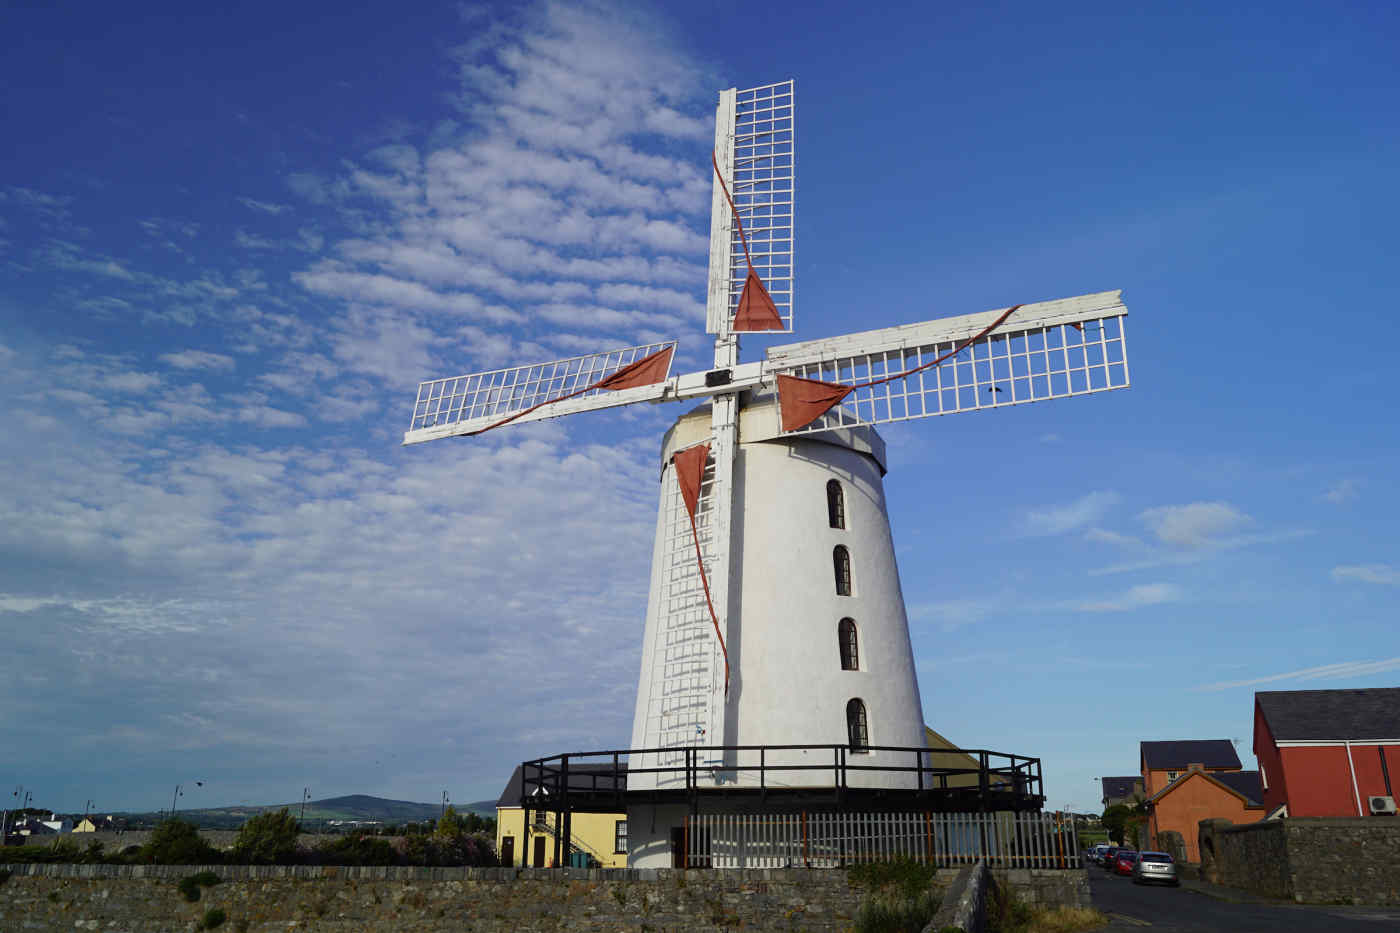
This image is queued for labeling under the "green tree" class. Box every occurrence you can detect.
[435,805,466,839]
[141,819,220,865]
[231,808,301,864]
[1101,804,1132,845]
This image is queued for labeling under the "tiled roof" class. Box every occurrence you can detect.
[1101,776,1141,800]
[1149,769,1264,807]
[1257,688,1400,741]
[494,763,628,810]
[1213,771,1264,806]
[1140,740,1241,771]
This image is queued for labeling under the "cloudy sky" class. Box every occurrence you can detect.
[4,0,1397,815]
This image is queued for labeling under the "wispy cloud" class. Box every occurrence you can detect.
[237,197,289,215]
[160,350,236,371]
[1331,564,1399,585]
[1139,501,1250,548]
[1322,478,1359,504]
[1019,490,1120,536]
[1072,582,1181,612]
[1194,657,1400,691]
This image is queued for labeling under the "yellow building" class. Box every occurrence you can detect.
[494,765,627,868]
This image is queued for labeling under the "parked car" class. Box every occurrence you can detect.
[1132,850,1180,886]
[1092,844,1112,865]
[1100,846,1120,870]
[1112,849,1139,876]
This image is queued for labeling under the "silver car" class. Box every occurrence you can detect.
[1132,850,1180,886]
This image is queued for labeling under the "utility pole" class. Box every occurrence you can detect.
[300,788,310,824]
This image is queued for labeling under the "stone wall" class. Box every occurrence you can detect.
[988,868,1090,909]
[0,862,1087,932]
[1203,816,1400,905]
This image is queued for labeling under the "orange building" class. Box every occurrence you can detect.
[1140,739,1262,862]
[1145,767,1264,861]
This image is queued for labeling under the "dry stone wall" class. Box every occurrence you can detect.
[1204,816,1400,905]
[2,865,867,932]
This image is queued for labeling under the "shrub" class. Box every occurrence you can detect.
[313,833,396,866]
[178,871,221,902]
[854,889,941,933]
[849,858,942,933]
[199,906,227,929]
[141,820,220,865]
[231,808,300,864]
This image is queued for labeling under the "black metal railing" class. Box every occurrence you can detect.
[518,743,1042,812]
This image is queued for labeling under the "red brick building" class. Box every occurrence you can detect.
[1253,688,1400,817]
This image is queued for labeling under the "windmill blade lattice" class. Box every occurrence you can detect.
[767,291,1129,436]
[404,340,677,444]
[708,81,795,334]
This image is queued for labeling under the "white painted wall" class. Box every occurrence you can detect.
[626,400,929,865]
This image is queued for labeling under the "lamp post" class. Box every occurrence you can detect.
[1,785,21,841]
[170,781,204,819]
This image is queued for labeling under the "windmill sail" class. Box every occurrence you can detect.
[764,291,1130,436]
[404,341,677,444]
[706,80,795,335]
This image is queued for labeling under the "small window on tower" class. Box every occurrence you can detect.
[847,698,870,753]
[827,480,846,529]
[838,618,859,670]
[833,545,852,596]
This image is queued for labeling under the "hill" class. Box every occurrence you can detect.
[116,794,495,830]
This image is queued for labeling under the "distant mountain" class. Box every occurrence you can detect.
[119,794,497,829]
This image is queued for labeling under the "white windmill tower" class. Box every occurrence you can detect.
[404,80,1131,868]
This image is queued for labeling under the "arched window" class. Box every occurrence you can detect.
[846,698,869,753]
[838,618,859,670]
[833,545,852,596]
[827,480,846,529]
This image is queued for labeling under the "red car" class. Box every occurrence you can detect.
[1113,850,1139,876]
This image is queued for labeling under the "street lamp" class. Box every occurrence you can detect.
[171,781,204,819]
[1,785,22,841]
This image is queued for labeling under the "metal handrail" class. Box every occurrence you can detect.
[519,742,1043,808]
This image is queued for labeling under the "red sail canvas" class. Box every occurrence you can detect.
[777,374,854,432]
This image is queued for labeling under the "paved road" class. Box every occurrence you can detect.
[1088,865,1400,931]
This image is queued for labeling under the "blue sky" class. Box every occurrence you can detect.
[3,0,1397,815]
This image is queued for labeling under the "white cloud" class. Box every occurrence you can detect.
[1020,490,1120,536]
[1194,657,1400,691]
[1331,564,1400,585]
[1323,478,1359,504]
[1139,501,1250,549]
[237,197,289,214]
[160,350,236,371]
[1073,582,1180,612]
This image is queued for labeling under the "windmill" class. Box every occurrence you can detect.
[404,80,1131,866]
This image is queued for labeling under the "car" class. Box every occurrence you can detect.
[1132,850,1181,886]
[1112,849,1139,876]
[1092,843,1112,865]
[1100,846,1120,870]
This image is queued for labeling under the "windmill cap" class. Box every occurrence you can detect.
[659,394,886,474]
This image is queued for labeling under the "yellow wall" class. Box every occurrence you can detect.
[496,807,628,868]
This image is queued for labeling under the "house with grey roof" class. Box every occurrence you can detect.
[1253,687,1400,817]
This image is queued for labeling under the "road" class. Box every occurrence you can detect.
[1088,864,1400,931]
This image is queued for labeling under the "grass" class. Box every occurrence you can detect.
[987,882,1107,933]
[849,859,943,933]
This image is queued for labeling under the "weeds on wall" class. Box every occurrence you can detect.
[848,858,942,933]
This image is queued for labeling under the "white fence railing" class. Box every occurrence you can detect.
[684,811,1078,869]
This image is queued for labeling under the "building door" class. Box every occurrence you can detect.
[670,827,686,868]
[532,835,546,868]
[500,836,514,866]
